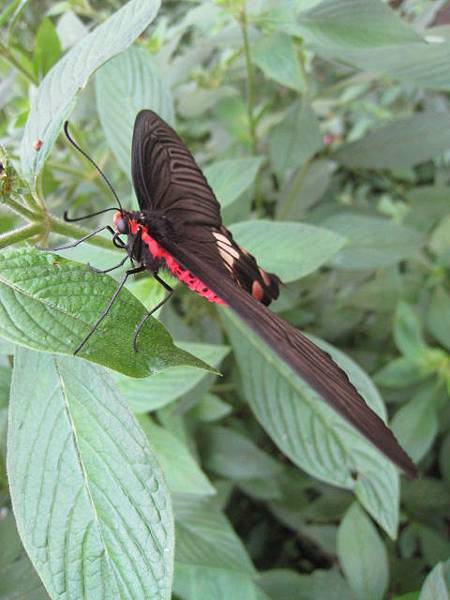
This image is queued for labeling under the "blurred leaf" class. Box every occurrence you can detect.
[188,393,232,423]
[20,0,161,184]
[0,248,210,377]
[403,478,450,518]
[8,348,174,599]
[440,433,450,484]
[223,312,400,538]
[0,512,49,600]
[277,159,337,220]
[427,287,450,350]
[259,568,352,600]
[56,10,88,49]
[204,157,264,209]
[269,101,322,180]
[174,494,255,575]
[138,415,215,496]
[334,113,450,170]
[298,0,419,51]
[32,17,62,79]
[322,214,423,270]
[394,302,427,359]
[174,564,259,600]
[405,186,450,233]
[0,365,10,407]
[96,46,174,177]
[318,41,450,91]
[393,591,420,600]
[229,220,346,282]
[201,425,282,481]
[114,343,228,412]
[391,386,439,463]
[430,215,450,258]
[337,503,389,600]
[215,96,251,146]
[253,32,304,91]
[418,560,450,599]
[375,357,428,388]
[418,525,450,567]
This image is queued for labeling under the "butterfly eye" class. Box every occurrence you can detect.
[116,218,128,234]
[113,211,129,233]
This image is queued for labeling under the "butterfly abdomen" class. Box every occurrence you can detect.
[128,219,225,304]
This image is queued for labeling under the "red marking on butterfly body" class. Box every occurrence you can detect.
[128,220,226,305]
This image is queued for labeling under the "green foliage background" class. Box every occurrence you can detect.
[0,0,449,599]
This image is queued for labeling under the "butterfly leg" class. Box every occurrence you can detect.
[87,254,130,274]
[37,225,116,252]
[87,231,137,273]
[74,265,146,355]
[133,273,174,353]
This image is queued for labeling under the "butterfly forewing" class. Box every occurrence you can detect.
[132,110,222,226]
[132,110,280,304]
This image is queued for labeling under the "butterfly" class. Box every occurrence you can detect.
[63,110,417,479]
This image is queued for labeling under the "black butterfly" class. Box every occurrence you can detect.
[63,110,417,479]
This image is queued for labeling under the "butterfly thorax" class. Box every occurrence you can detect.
[113,209,225,304]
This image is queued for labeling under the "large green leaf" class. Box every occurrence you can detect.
[174,565,259,600]
[321,214,423,270]
[32,17,62,79]
[277,159,337,220]
[201,426,282,481]
[252,32,304,91]
[298,0,419,50]
[392,387,439,464]
[259,568,352,600]
[20,0,161,184]
[114,343,228,412]
[427,287,450,351]
[95,46,174,177]
[229,220,346,282]
[296,0,450,91]
[174,495,255,575]
[268,101,322,180]
[334,113,450,169]
[418,560,450,600]
[0,513,49,600]
[204,157,264,209]
[222,311,400,538]
[318,41,450,91]
[8,348,174,599]
[138,415,215,496]
[393,302,427,359]
[0,248,210,377]
[337,503,389,600]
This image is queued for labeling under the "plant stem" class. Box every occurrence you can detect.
[239,6,257,155]
[239,4,264,215]
[0,42,37,85]
[0,222,41,249]
[3,196,40,221]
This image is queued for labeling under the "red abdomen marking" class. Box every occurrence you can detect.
[129,221,226,305]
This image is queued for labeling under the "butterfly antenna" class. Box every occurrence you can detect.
[62,207,120,222]
[63,121,123,213]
